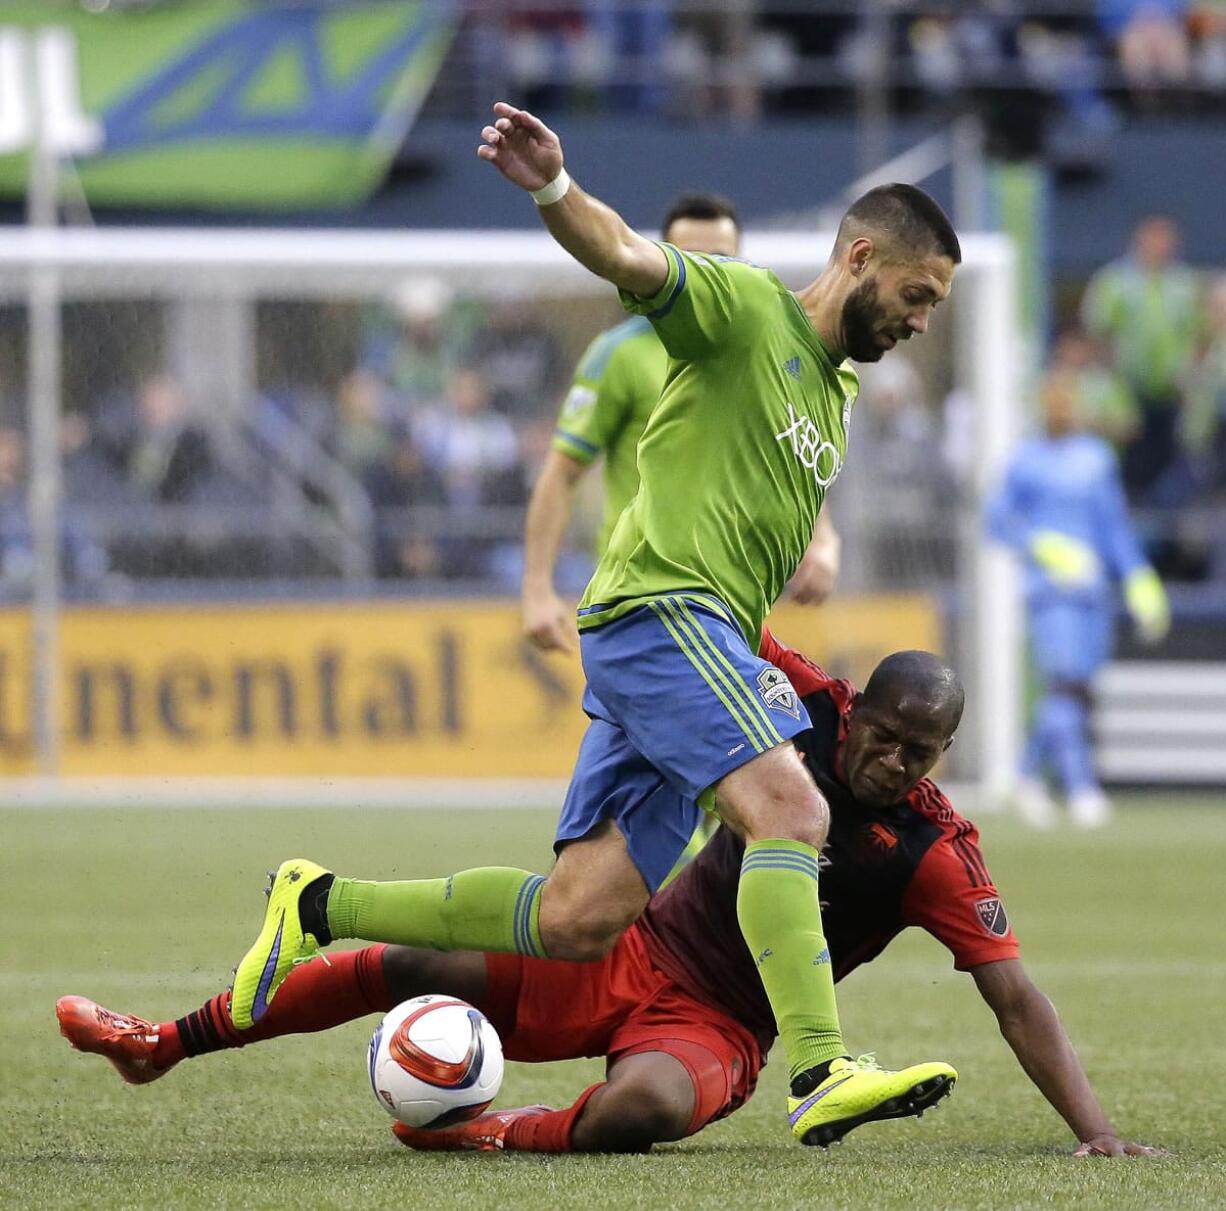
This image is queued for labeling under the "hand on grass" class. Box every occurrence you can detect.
[1074,1134,1169,1158]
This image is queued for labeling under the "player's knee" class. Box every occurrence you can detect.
[772,790,829,849]
[576,1078,691,1151]
[739,784,829,849]
[621,1081,691,1144]
[538,868,644,961]
[538,911,624,962]
[717,745,829,848]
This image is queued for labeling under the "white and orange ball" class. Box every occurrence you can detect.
[367,995,504,1128]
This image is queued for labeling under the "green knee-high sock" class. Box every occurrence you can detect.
[326,869,546,958]
[737,839,845,1082]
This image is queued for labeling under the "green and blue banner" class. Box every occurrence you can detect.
[0,1,454,209]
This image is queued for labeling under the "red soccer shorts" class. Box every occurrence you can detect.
[482,925,762,1135]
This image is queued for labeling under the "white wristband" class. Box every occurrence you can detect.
[531,168,571,207]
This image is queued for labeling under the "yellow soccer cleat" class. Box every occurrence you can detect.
[788,1054,956,1147]
[229,858,332,1030]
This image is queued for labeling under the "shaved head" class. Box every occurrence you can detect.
[862,650,965,737]
[835,184,961,266]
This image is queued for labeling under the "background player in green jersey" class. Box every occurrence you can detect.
[523,192,841,654]
[229,103,961,1147]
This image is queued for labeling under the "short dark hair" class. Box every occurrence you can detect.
[862,649,965,736]
[837,184,961,265]
[661,192,741,240]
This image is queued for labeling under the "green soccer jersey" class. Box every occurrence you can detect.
[578,244,858,648]
[552,315,668,553]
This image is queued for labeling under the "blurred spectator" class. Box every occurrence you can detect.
[669,0,762,123]
[505,6,608,112]
[589,1,672,113]
[364,425,447,580]
[410,368,525,578]
[0,426,109,595]
[94,374,213,504]
[987,369,1169,829]
[1099,0,1192,93]
[1183,273,1226,489]
[413,369,521,507]
[1050,327,1140,453]
[334,370,393,475]
[1080,215,1203,499]
[841,356,954,586]
[362,277,479,410]
[470,300,564,419]
[905,7,1014,96]
[1190,0,1226,83]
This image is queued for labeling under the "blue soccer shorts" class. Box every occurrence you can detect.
[555,593,811,892]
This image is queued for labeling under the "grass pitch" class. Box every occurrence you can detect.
[5,796,1225,1210]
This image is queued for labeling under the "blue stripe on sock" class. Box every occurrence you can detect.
[526,876,545,957]
[511,876,533,956]
[741,857,819,880]
[514,875,545,958]
[742,848,819,869]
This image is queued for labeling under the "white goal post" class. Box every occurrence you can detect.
[0,225,1021,808]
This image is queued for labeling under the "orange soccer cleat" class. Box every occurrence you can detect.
[391,1106,553,1153]
[55,995,170,1085]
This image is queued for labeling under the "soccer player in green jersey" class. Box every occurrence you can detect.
[523,192,840,653]
[229,103,960,1147]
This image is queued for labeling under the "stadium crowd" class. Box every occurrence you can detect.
[442,1,1226,126]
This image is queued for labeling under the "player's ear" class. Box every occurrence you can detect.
[847,237,873,276]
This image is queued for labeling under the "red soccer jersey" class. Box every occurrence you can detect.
[638,631,1019,1054]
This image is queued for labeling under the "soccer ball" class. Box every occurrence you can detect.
[367,994,504,1128]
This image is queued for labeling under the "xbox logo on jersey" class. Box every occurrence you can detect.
[774,400,843,488]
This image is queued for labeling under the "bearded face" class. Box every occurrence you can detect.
[840,276,896,364]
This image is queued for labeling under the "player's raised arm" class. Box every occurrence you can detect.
[477,102,669,298]
[969,959,1166,1158]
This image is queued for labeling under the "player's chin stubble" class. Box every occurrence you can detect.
[841,277,887,364]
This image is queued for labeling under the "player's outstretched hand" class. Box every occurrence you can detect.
[477,102,564,193]
[1074,1134,1169,1158]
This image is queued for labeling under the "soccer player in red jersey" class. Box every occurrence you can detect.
[57,642,1161,1157]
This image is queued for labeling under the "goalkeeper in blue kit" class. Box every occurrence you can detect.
[987,370,1170,828]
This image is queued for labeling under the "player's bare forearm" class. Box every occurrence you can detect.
[971,961,1115,1145]
[538,184,670,298]
[522,449,585,652]
[524,450,584,594]
[477,102,668,297]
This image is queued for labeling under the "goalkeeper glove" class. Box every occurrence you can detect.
[1124,566,1170,644]
[1029,530,1101,588]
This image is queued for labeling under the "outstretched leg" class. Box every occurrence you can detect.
[57,946,490,1083]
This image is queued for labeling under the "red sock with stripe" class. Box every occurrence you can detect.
[153,945,391,1069]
